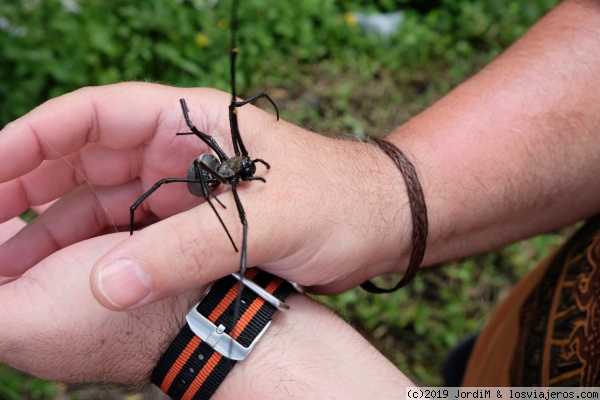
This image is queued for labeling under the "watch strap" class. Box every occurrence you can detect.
[151,269,294,399]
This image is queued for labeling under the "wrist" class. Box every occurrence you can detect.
[150,271,296,399]
[360,138,428,293]
[356,138,421,278]
[108,288,206,387]
[215,293,413,398]
[149,281,413,399]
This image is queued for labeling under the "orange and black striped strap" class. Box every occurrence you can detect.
[151,269,294,400]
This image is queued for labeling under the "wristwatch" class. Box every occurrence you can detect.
[151,268,298,399]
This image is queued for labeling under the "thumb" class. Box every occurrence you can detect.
[90,190,284,310]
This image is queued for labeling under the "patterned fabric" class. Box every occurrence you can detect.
[463,216,600,386]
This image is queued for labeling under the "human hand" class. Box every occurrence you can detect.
[0,83,411,310]
[0,227,201,385]
[0,222,411,396]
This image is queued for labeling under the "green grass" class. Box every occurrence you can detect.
[1,0,562,395]
[0,365,58,400]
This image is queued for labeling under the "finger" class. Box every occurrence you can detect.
[30,203,53,214]
[0,183,136,277]
[89,181,293,310]
[0,147,135,223]
[0,218,26,285]
[0,82,184,183]
[0,217,26,245]
[0,203,53,245]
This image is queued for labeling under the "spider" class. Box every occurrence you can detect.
[129,0,285,330]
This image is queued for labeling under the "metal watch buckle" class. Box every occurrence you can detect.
[186,274,304,360]
[186,300,270,361]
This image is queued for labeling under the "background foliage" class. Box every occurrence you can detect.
[1,0,561,396]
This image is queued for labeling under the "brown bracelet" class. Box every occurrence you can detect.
[361,138,428,293]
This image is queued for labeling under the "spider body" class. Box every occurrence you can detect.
[186,154,219,195]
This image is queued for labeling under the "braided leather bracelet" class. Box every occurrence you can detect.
[361,138,428,293]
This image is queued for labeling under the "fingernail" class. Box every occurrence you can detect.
[97,258,152,308]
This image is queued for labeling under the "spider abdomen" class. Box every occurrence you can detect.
[187,153,220,195]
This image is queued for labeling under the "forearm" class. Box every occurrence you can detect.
[387,0,600,266]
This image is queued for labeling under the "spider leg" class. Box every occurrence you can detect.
[228,94,280,157]
[244,176,266,183]
[228,179,248,336]
[178,99,229,162]
[208,188,227,209]
[188,164,227,209]
[252,158,270,169]
[193,160,239,253]
[130,177,200,235]
[233,92,280,121]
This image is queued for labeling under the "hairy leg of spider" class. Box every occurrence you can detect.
[130,178,200,235]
